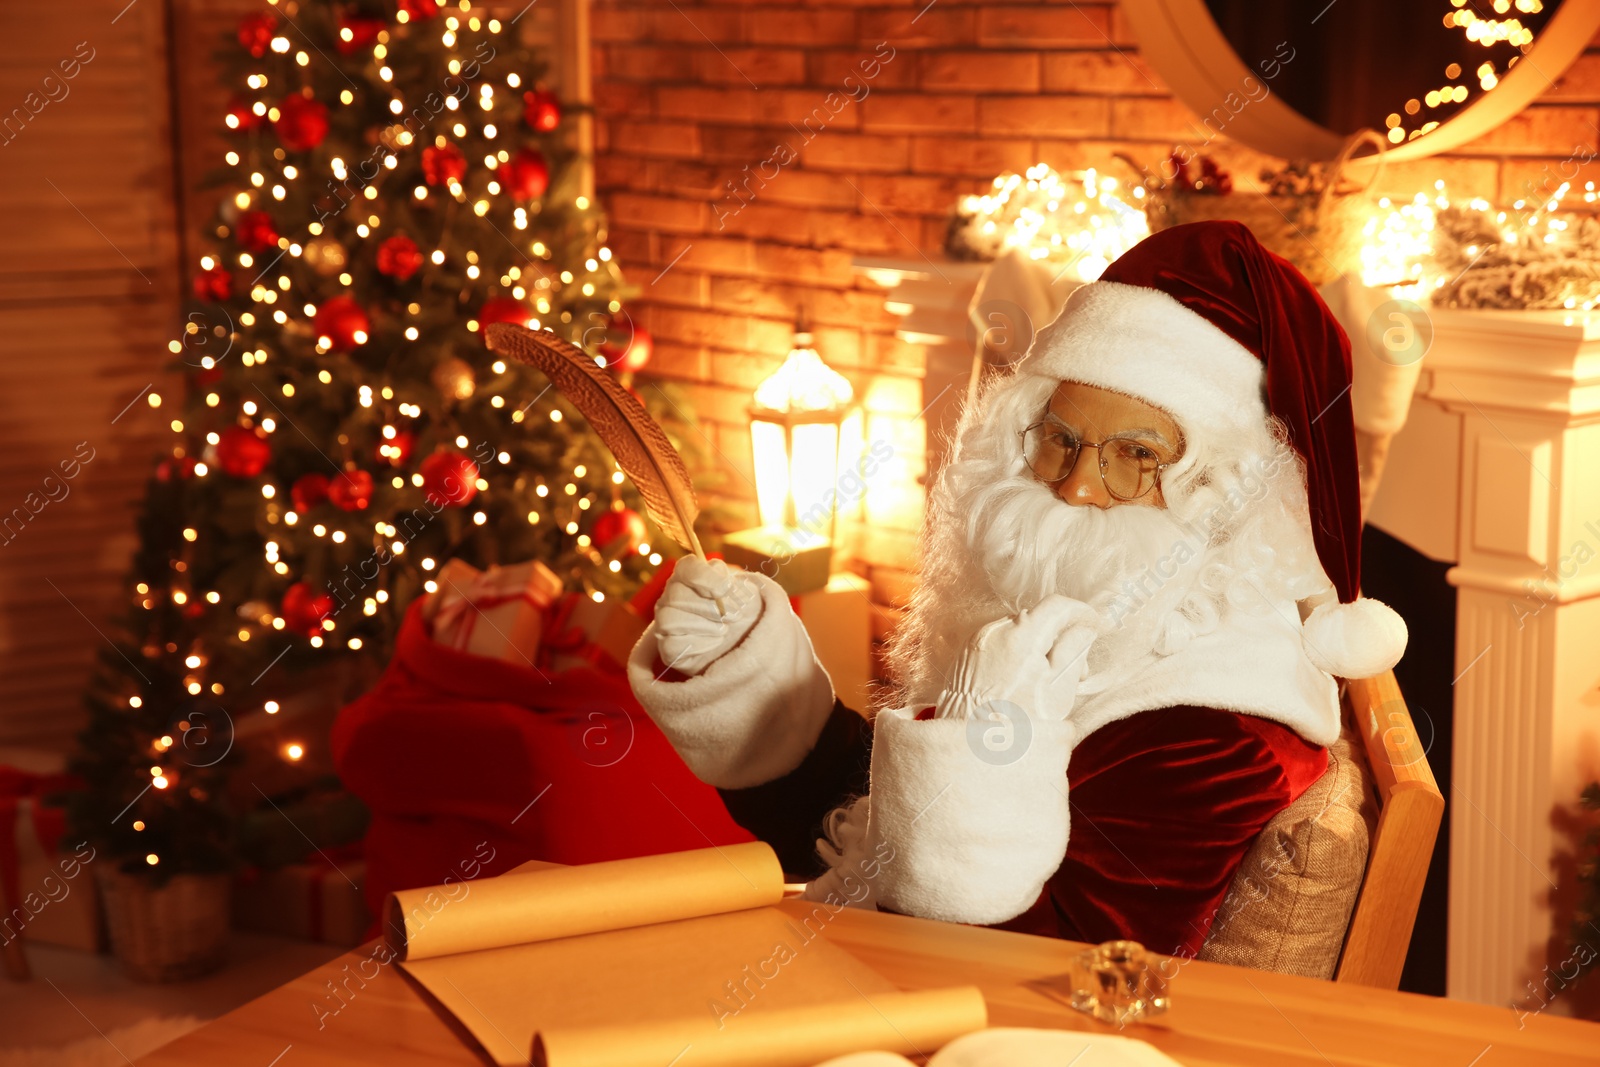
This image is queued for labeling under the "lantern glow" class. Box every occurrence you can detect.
[728,313,857,594]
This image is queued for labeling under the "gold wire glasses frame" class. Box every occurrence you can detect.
[1019,420,1175,501]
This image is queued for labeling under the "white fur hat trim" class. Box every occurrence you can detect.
[1025,280,1267,437]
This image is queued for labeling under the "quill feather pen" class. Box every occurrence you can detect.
[486,322,708,563]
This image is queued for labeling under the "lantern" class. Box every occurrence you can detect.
[722,313,857,595]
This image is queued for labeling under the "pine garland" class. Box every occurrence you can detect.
[1430,202,1600,310]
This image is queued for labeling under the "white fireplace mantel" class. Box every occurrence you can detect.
[858,255,1600,1008]
[1369,306,1600,1008]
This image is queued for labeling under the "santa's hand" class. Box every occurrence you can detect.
[654,556,763,676]
[937,594,1098,723]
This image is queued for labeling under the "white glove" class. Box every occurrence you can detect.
[937,594,1098,724]
[654,557,763,676]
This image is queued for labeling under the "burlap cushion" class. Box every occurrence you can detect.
[1196,731,1376,978]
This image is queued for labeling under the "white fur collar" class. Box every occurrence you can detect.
[1073,596,1341,746]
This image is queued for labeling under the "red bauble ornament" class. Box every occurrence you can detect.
[421,143,467,187]
[498,148,550,201]
[599,317,653,373]
[226,94,261,132]
[328,469,374,511]
[376,430,414,466]
[291,473,329,511]
[376,234,423,281]
[592,507,648,555]
[522,89,561,133]
[314,295,371,352]
[193,265,233,302]
[217,426,271,478]
[275,94,329,152]
[420,451,479,507]
[478,297,531,341]
[280,581,335,637]
[337,15,385,54]
[397,0,442,20]
[192,364,225,387]
[237,12,278,58]
[235,210,278,252]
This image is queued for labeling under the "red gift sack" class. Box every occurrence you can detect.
[331,597,753,925]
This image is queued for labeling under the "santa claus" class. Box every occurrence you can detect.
[627,221,1408,957]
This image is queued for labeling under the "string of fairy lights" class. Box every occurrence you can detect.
[113,0,665,866]
[1384,0,1546,145]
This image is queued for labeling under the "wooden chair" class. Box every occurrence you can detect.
[1334,669,1445,987]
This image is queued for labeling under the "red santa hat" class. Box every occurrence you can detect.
[1027,220,1405,680]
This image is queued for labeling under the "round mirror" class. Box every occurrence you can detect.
[1122,0,1600,162]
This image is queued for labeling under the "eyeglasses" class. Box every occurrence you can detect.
[1019,420,1175,501]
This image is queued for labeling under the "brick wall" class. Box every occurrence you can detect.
[589,0,1600,687]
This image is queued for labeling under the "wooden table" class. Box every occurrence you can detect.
[139,899,1599,1066]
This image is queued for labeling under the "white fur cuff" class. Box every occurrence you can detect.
[627,573,836,790]
[869,706,1074,925]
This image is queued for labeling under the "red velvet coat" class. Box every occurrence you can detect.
[718,699,1327,958]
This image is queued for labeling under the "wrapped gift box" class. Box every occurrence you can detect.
[794,572,873,711]
[539,590,648,676]
[425,558,565,667]
[233,852,371,947]
[0,753,104,954]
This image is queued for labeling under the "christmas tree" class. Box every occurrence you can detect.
[67,0,706,880]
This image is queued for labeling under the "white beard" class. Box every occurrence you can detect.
[893,473,1210,709]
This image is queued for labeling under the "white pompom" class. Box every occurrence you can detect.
[1301,597,1408,679]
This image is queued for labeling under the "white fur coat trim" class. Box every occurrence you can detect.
[1073,595,1343,747]
[626,573,836,790]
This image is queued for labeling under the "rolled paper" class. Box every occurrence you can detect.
[386,842,784,961]
[532,986,988,1067]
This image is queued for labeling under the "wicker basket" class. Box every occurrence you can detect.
[1146,131,1385,286]
[1149,191,1373,286]
[97,866,230,982]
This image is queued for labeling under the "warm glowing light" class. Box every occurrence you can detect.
[1360,193,1437,290]
[749,319,858,538]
